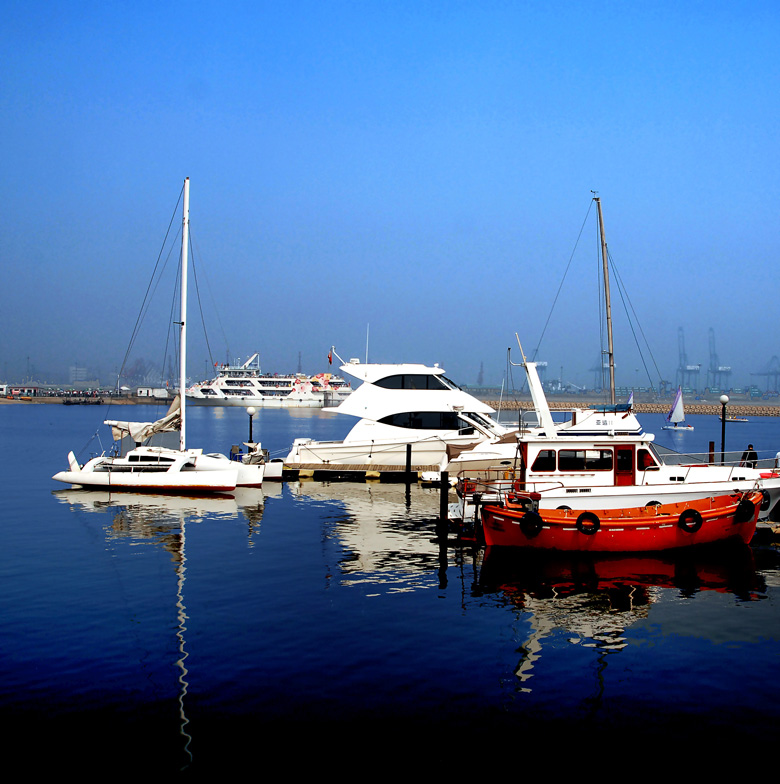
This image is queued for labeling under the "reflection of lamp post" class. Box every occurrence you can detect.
[246,406,256,444]
[720,394,729,464]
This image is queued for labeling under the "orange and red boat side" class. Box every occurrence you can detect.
[480,491,761,552]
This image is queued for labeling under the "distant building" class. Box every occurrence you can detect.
[136,387,170,399]
[69,365,88,386]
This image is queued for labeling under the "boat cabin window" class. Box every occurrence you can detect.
[378,411,474,432]
[374,374,448,390]
[463,412,495,430]
[616,449,633,472]
[558,449,613,471]
[128,454,175,463]
[637,448,657,469]
[531,450,556,472]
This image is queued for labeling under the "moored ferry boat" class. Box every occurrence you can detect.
[186,353,352,408]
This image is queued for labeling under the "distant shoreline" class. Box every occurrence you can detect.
[0,397,167,406]
[3,395,779,417]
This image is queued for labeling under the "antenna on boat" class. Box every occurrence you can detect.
[512,333,558,437]
[514,333,528,364]
[330,346,346,366]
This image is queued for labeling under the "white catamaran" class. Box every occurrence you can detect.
[53,179,263,492]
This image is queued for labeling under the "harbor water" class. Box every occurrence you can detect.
[3,402,780,772]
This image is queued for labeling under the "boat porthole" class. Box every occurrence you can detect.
[734,498,756,525]
[520,510,544,538]
[678,509,703,533]
[761,491,771,511]
[575,512,600,535]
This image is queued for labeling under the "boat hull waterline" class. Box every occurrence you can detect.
[479,491,761,552]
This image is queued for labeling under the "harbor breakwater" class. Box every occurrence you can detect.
[487,400,780,417]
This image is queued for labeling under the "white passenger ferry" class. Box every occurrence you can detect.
[186,353,352,408]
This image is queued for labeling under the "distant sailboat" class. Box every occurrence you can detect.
[662,386,694,431]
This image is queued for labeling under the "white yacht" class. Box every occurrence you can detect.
[186,353,352,408]
[284,358,510,469]
[448,357,780,521]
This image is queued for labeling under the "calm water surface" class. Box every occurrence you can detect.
[2,402,780,772]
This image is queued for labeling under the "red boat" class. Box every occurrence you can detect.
[479,490,762,552]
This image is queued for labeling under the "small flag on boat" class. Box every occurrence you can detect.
[627,391,634,408]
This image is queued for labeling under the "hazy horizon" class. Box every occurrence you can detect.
[3,2,778,392]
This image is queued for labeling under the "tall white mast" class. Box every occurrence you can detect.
[594,196,616,405]
[179,177,190,451]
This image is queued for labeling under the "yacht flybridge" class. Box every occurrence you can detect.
[284,357,510,469]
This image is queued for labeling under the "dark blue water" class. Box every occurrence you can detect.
[2,403,780,773]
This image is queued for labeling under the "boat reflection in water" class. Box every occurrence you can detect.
[51,487,270,770]
[53,486,275,536]
[288,480,443,589]
[476,544,764,693]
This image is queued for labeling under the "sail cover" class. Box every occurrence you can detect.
[106,395,181,443]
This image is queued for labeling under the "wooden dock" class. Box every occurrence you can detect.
[283,463,442,482]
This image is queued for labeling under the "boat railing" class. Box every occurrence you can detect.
[456,470,567,503]
[655,445,778,471]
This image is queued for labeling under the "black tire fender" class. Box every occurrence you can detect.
[678,508,703,533]
[575,512,600,535]
[520,510,544,538]
[734,498,756,525]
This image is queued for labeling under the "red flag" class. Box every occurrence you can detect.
[328,351,332,365]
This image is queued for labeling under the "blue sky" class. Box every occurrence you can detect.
[2,1,779,391]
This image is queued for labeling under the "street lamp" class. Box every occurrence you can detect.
[719,394,729,464]
[246,406,256,445]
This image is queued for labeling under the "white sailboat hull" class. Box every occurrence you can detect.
[53,448,239,492]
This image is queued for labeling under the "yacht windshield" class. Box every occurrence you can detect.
[378,412,475,432]
[461,412,497,431]
[374,374,448,390]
